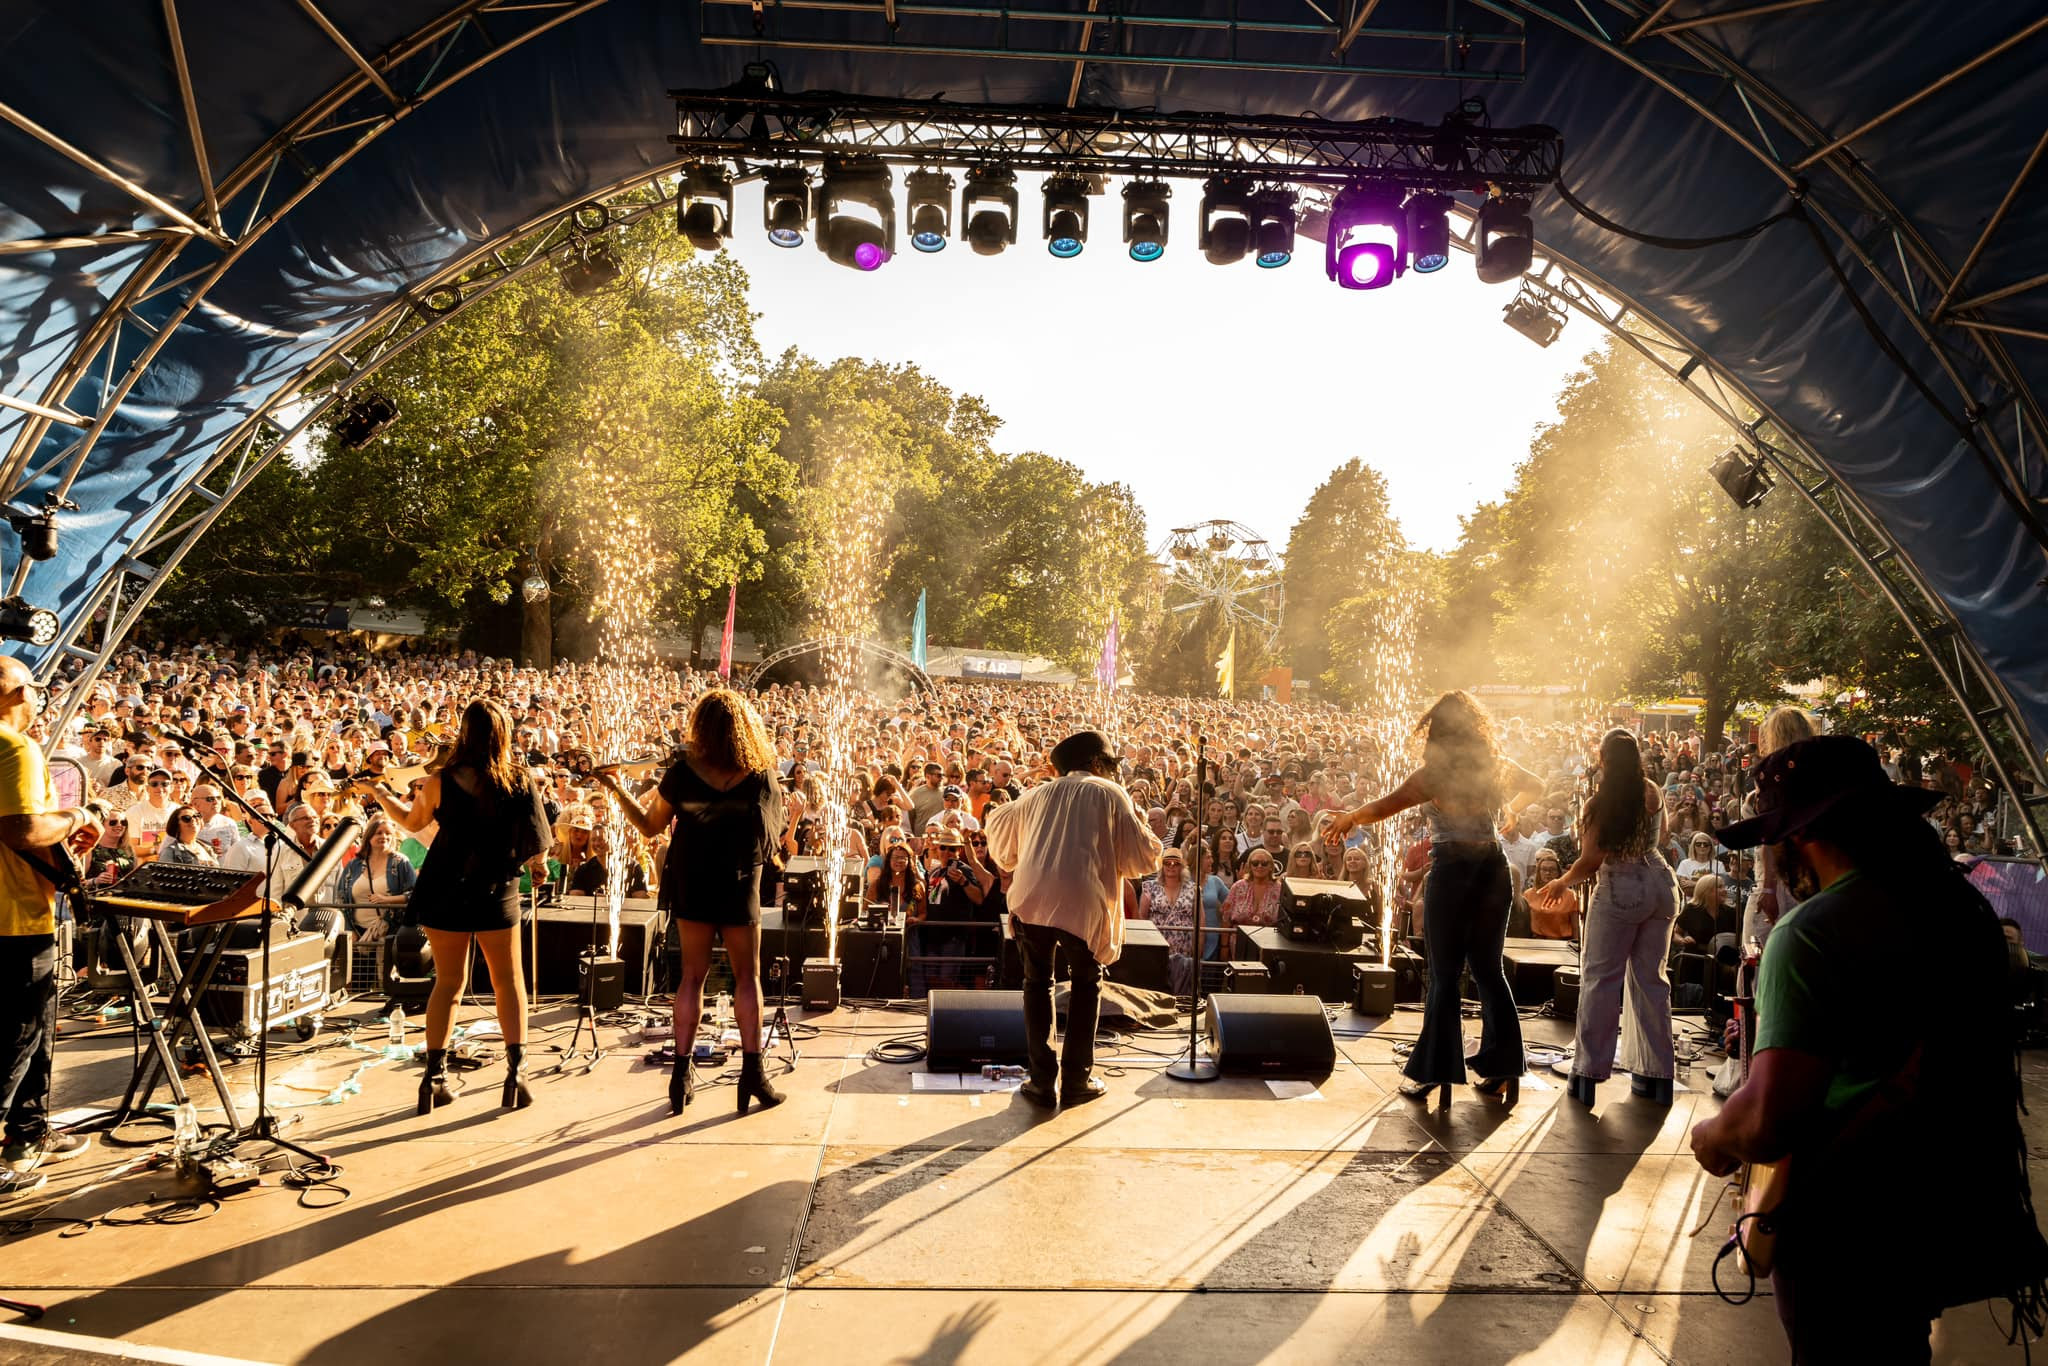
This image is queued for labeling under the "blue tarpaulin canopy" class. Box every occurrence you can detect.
[1,1,2044,790]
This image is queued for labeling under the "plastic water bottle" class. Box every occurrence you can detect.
[173,1100,200,1157]
[388,1006,406,1045]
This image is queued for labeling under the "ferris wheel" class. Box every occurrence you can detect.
[1153,519,1284,649]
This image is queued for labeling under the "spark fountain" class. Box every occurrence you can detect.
[1352,558,1426,973]
[810,449,891,979]
[583,468,659,962]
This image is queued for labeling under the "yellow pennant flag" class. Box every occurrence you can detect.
[1215,627,1235,699]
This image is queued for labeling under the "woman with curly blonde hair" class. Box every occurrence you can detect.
[599,689,789,1117]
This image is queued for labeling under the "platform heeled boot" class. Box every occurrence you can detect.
[1566,1074,1599,1107]
[418,1049,457,1115]
[1630,1073,1675,1105]
[736,1051,785,1115]
[502,1042,533,1109]
[669,1057,696,1115]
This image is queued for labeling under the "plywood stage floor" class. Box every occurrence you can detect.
[2,993,2040,1365]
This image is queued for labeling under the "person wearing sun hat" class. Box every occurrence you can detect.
[1688,734,2044,1360]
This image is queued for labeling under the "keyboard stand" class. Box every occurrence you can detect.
[83,915,244,1135]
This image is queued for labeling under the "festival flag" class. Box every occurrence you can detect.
[1096,608,1120,691]
[1216,627,1235,699]
[911,588,928,669]
[717,583,736,678]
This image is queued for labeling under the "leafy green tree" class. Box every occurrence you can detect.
[1279,458,1405,687]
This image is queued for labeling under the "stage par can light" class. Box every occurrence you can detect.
[1709,448,1773,509]
[1325,186,1407,290]
[1405,193,1452,273]
[333,392,399,449]
[1041,176,1092,259]
[961,167,1019,256]
[1122,180,1171,262]
[557,239,622,297]
[762,168,812,249]
[1475,195,1534,284]
[905,169,955,253]
[676,163,734,252]
[1250,190,1296,268]
[819,161,896,271]
[1502,284,1567,347]
[1198,178,1253,266]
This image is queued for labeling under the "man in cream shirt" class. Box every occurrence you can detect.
[984,730,1161,1108]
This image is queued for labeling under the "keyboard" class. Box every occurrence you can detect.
[98,864,268,926]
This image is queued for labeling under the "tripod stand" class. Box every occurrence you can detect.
[556,892,608,1072]
[157,725,349,1170]
[763,954,799,1067]
[1167,731,1221,1084]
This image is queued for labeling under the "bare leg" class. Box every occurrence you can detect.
[672,921,715,1057]
[722,922,764,1048]
[420,929,473,1050]
[472,929,526,1045]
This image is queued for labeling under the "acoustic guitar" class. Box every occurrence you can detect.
[1727,959,1786,1277]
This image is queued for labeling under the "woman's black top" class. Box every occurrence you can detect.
[658,756,786,927]
[411,765,551,934]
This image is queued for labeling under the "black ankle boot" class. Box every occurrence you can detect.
[737,1052,784,1115]
[502,1043,532,1110]
[1630,1073,1674,1105]
[669,1057,696,1115]
[418,1049,457,1115]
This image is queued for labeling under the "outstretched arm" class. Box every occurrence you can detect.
[1324,770,1430,842]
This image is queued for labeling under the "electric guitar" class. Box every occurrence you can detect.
[1727,954,1786,1276]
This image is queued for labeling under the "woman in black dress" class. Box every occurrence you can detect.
[598,688,789,1116]
[356,698,552,1114]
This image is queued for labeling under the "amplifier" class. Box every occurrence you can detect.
[1237,926,1380,1004]
[194,921,331,1034]
[1278,876,1373,948]
[1499,937,1578,1006]
[1222,961,1271,993]
[538,897,664,996]
[1112,919,1171,993]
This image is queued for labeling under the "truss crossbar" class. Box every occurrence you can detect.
[669,91,1561,191]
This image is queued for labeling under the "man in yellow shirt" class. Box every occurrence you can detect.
[0,656,104,1198]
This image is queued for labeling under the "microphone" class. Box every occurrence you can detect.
[283,815,361,912]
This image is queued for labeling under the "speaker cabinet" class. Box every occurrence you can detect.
[1112,919,1171,992]
[925,989,1029,1071]
[1203,993,1336,1079]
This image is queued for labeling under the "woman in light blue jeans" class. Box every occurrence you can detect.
[1533,728,1680,1105]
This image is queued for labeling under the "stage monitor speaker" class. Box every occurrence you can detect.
[925,989,1029,1071]
[1203,993,1336,1079]
[1278,876,1371,947]
[1113,919,1171,992]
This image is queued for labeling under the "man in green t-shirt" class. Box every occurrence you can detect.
[1692,735,2040,1362]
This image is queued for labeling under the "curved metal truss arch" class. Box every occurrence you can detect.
[750,638,937,696]
[0,0,626,593]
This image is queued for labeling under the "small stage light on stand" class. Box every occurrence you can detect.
[1502,283,1568,347]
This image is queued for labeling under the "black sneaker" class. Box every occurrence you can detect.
[2,1131,91,1171]
[0,1167,48,1202]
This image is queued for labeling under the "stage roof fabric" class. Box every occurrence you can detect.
[1,1,2044,756]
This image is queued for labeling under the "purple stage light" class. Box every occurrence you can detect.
[1336,242,1398,290]
[853,242,891,271]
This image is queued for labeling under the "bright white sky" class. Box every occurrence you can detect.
[734,172,1603,554]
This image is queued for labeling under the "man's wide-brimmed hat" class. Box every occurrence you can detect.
[1713,735,1941,850]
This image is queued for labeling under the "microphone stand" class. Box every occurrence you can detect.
[154,727,337,1167]
[1167,731,1219,1083]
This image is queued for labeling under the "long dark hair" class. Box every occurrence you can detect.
[449,698,522,797]
[1586,728,1655,853]
[1416,691,1503,811]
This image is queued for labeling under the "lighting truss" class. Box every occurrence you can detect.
[668,86,1561,196]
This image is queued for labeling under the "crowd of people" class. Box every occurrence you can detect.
[12,642,2024,1008]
